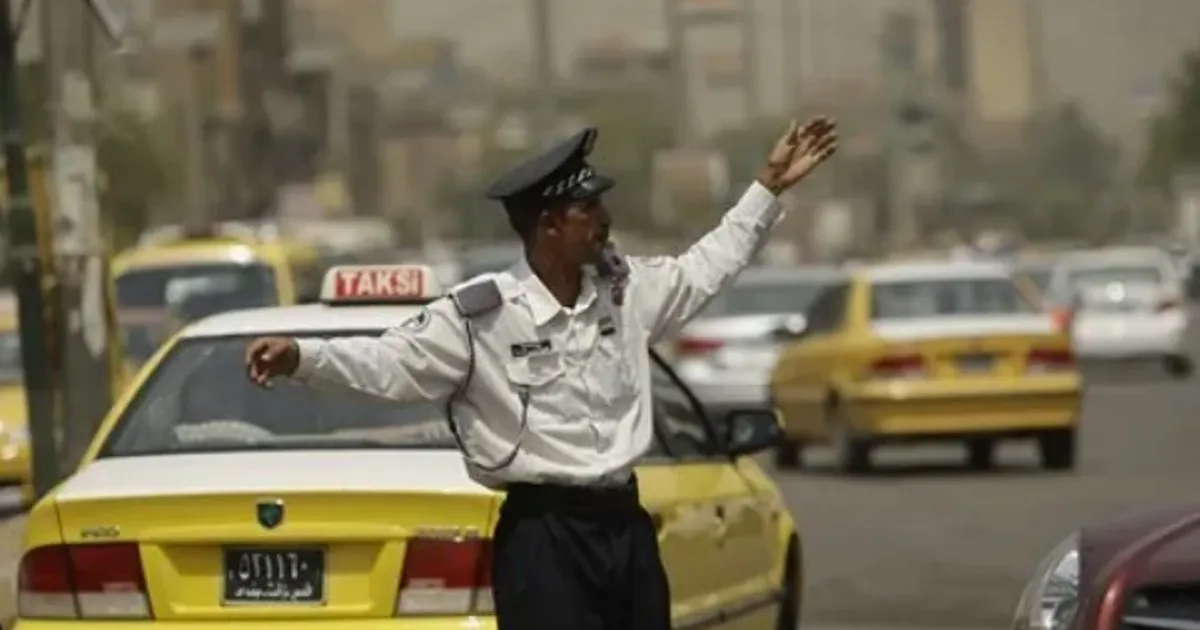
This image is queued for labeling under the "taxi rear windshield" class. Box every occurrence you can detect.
[98,331,452,458]
[703,279,827,317]
[1065,264,1164,288]
[870,278,1035,320]
[115,263,279,316]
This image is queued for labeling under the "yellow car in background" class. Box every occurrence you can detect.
[770,260,1082,474]
[15,264,801,630]
[0,304,32,504]
[112,225,324,370]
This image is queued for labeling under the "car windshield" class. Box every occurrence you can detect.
[1065,264,1164,290]
[0,329,22,385]
[703,279,828,317]
[115,263,279,316]
[871,277,1035,320]
[99,331,451,458]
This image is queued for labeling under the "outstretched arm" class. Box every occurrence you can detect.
[631,117,838,343]
[292,298,469,403]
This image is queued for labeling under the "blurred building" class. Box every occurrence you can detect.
[934,0,1200,158]
[130,0,292,221]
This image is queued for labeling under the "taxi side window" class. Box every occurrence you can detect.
[645,354,721,461]
[804,283,849,335]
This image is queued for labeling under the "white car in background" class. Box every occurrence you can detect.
[1047,246,1192,377]
[673,265,844,418]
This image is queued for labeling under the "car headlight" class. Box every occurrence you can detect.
[1012,532,1080,630]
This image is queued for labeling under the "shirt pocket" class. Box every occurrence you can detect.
[504,352,566,389]
[593,336,638,407]
[503,352,568,421]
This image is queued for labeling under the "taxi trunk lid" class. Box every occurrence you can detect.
[47,451,498,621]
[868,314,1072,378]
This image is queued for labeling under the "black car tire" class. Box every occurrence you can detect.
[1037,429,1076,471]
[1164,354,1194,379]
[776,536,801,630]
[828,403,871,474]
[966,438,996,471]
[773,440,804,470]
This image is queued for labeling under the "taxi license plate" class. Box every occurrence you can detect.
[222,547,325,605]
[957,353,995,373]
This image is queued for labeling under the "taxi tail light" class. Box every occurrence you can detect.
[1157,298,1180,312]
[676,335,723,358]
[1027,348,1075,372]
[1050,308,1075,333]
[18,543,151,619]
[396,537,493,615]
[868,354,926,379]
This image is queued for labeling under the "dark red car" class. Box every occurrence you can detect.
[1012,503,1200,630]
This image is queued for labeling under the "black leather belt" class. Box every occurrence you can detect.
[505,474,640,514]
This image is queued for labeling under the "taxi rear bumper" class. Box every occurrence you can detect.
[13,619,495,630]
[840,378,1081,438]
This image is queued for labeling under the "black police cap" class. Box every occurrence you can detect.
[485,127,615,214]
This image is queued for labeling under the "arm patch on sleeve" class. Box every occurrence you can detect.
[450,279,504,318]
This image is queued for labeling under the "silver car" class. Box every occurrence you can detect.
[673,265,844,418]
[1047,247,1192,377]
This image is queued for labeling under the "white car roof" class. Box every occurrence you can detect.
[180,303,424,338]
[734,265,846,286]
[1057,246,1171,269]
[863,260,1012,284]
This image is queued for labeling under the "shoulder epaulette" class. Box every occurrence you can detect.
[450,279,504,318]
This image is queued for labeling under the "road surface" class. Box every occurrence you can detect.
[782,365,1200,628]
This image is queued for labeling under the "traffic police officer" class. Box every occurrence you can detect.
[246,117,838,630]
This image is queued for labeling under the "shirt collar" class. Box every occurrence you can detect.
[511,258,599,326]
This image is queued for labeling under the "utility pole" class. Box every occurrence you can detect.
[44,0,114,473]
[183,45,212,229]
[740,0,760,122]
[1,0,64,497]
[779,0,799,111]
[663,0,692,145]
[529,0,556,148]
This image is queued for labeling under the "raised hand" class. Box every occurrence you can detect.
[757,116,839,194]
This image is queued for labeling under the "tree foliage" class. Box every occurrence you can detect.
[96,111,177,250]
[973,102,1120,241]
[1141,46,1200,189]
[10,61,175,251]
[449,87,675,241]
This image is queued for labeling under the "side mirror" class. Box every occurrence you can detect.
[725,409,784,457]
[770,314,808,340]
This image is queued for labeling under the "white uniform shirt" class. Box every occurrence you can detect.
[293,182,782,488]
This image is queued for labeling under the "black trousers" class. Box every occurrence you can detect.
[492,477,671,630]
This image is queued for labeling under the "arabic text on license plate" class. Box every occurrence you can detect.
[958,354,994,373]
[222,547,325,605]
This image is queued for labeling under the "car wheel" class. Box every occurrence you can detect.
[828,403,870,474]
[1037,429,1076,471]
[1164,354,1194,379]
[776,536,801,630]
[773,439,804,470]
[965,438,996,471]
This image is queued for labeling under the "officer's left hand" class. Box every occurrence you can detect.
[757,116,838,195]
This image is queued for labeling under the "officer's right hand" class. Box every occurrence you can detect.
[246,337,300,387]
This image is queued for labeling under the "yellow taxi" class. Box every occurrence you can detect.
[112,224,324,370]
[15,264,801,630]
[0,300,32,504]
[769,260,1082,474]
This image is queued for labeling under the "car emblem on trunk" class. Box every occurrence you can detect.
[257,499,284,529]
